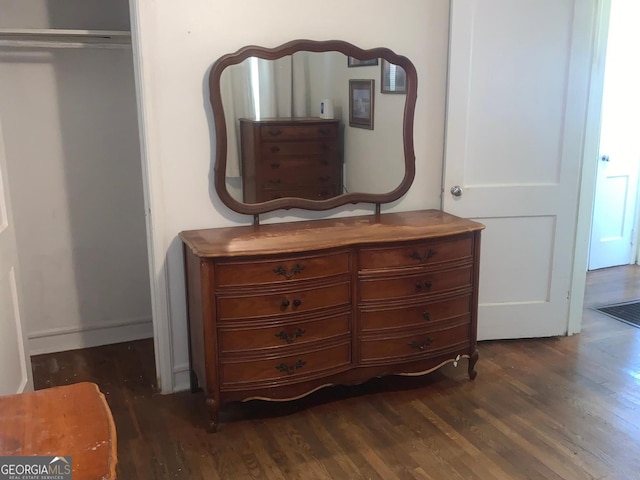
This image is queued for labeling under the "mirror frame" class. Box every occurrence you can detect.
[209,39,417,215]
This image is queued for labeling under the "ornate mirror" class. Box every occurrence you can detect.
[209,39,417,215]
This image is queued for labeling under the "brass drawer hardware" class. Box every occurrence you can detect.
[273,263,304,279]
[415,280,433,290]
[275,359,307,375]
[275,328,306,344]
[280,298,302,309]
[410,249,436,263]
[409,338,433,351]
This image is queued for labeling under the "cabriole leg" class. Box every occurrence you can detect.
[205,397,219,433]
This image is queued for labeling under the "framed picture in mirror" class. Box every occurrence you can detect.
[349,79,374,130]
[381,59,406,94]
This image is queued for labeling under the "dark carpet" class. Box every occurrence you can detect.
[595,300,640,328]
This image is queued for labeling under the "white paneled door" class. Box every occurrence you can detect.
[0,115,33,395]
[589,0,640,271]
[444,0,598,339]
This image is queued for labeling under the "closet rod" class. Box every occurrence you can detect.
[0,28,131,48]
[0,40,131,49]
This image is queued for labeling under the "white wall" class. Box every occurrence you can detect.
[341,61,406,194]
[131,0,450,392]
[0,2,152,354]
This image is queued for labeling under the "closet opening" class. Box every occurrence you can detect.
[0,0,155,387]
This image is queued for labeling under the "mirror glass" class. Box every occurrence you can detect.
[209,40,417,215]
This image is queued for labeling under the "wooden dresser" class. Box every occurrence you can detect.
[239,118,342,203]
[180,209,483,431]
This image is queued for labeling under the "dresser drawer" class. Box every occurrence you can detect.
[359,235,473,270]
[260,155,338,175]
[220,341,351,387]
[261,123,338,140]
[262,174,340,192]
[360,294,472,332]
[219,312,350,353]
[216,251,349,287]
[218,281,350,321]
[260,141,338,158]
[360,322,470,362]
[359,266,472,301]
[261,159,339,189]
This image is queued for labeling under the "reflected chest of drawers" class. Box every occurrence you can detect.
[239,117,342,203]
[179,209,484,431]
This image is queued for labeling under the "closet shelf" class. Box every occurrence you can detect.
[0,29,131,49]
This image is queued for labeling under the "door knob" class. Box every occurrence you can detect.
[450,185,463,197]
[601,155,610,162]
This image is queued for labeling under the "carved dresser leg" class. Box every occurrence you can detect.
[468,349,479,380]
[205,397,219,433]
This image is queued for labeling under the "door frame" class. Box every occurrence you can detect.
[568,0,612,334]
[0,109,34,394]
[587,0,640,272]
[129,0,175,394]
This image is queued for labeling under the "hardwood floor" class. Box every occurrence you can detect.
[31,265,640,479]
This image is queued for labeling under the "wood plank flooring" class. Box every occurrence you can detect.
[31,265,640,479]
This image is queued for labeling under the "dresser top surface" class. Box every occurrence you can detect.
[180,209,484,258]
[239,117,338,125]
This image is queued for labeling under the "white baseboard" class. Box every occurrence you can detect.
[28,316,153,356]
[172,362,191,392]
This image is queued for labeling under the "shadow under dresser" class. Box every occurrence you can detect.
[179,209,484,431]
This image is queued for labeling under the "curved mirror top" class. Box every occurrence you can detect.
[209,40,417,215]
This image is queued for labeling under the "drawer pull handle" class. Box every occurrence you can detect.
[280,298,302,308]
[270,146,281,153]
[273,263,304,279]
[318,176,331,182]
[318,191,329,198]
[409,249,436,263]
[415,281,432,290]
[267,128,283,136]
[275,328,306,344]
[319,128,331,135]
[422,311,430,321]
[270,163,280,169]
[276,359,307,375]
[409,338,433,351]
[320,159,329,166]
[268,178,282,185]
